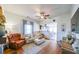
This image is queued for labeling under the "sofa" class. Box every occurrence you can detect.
[33,31,49,40]
[7,33,26,49]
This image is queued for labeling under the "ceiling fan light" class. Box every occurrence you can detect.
[41,16,44,19]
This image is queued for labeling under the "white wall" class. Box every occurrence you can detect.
[56,13,71,41]
[4,11,40,34]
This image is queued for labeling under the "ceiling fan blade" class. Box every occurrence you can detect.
[35,16,41,19]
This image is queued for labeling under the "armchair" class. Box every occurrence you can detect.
[7,33,26,49]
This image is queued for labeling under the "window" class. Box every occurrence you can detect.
[46,23,57,33]
[24,24,32,35]
[41,23,57,40]
[23,20,33,35]
[46,23,57,40]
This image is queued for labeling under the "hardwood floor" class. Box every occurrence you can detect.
[4,40,62,54]
[4,48,24,54]
[38,40,62,54]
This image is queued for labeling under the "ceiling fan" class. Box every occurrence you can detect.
[36,12,50,19]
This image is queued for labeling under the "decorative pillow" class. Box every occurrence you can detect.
[62,41,73,50]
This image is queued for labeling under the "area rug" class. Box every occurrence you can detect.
[22,40,50,54]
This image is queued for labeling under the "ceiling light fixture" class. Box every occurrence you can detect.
[36,11,50,19]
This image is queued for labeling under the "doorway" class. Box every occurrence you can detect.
[41,22,57,41]
[46,22,57,40]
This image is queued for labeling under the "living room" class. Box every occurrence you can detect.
[0,4,79,54]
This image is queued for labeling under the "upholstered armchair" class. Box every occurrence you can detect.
[7,33,26,49]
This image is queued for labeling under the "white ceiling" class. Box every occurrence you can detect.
[2,4,73,22]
